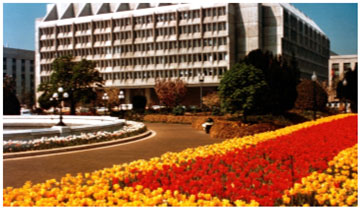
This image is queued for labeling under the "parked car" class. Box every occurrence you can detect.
[96,107,108,113]
[120,104,133,110]
[151,105,165,110]
[326,101,341,108]
[20,109,32,116]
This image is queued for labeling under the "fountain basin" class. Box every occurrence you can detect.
[3,115,125,141]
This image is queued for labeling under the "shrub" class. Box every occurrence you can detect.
[219,63,269,117]
[172,105,186,116]
[3,89,21,115]
[209,121,279,139]
[144,114,199,124]
[294,80,328,111]
[211,106,222,116]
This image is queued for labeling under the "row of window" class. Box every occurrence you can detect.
[282,40,328,65]
[40,40,55,48]
[44,23,227,43]
[57,25,72,33]
[284,27,328,56]
[41,52,227,70]
[40,37,228,59]
[101,67,227,80]
[93,52,228,68]
[285,26,328,47]
[41,24,227,49]
[40,7,227,36]
[3,58,34,72]
[284,12,328,46]
[41,67,228,84]
[3,58,34,64]
[331,62,356,74]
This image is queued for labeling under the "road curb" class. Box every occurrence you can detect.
[3,130,153,159]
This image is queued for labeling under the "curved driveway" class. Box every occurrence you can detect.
[3,123,224,188]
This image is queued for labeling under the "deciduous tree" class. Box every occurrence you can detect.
[218,63,269,118]
[37,55,103,115]
[202,92,220,109]
[154,78,187,108]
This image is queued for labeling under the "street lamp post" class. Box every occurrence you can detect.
[118,90,125,111]
[52,87,69,126]
[102,92,109,115]
[343,79,348,113]
[199,72,205,109]
[311,71,317,120]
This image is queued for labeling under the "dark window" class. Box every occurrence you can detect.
[344,63,351,72]
[332,63,339,76]
[284,11,289,25]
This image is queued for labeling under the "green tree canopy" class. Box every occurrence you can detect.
[218,63,269,117]
[243,49,300,114]
[37,55,103,115]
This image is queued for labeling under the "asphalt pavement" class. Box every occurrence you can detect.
[3,123,224,188]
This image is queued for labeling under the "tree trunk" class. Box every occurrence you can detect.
[70,95,76,115]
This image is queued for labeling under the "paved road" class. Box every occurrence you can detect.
[3,123,224,188]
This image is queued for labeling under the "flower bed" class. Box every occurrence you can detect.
[3,121,147,153]
[127,115,357,206]
[281,144,357,206]
[3,114,357,206]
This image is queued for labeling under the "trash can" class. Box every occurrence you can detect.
[202,118,214,134]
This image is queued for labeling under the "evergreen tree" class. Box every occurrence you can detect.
[243,49,300,114]
[336,64,358,112]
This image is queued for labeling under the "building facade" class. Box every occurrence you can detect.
[3,47,35,107]
[35,3,330,106]
[328,54,358,101]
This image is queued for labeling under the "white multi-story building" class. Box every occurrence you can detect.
[35,3,330,106]
[3,47,35,106]
[328,54,358,101]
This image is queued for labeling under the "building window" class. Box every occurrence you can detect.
[284,27,289,38]
[284,11,289,25]
[218,7,226,16]
[297,22,302,34]
[290,15,297,29]
[332,63,339,76]
[344,63,351,72]
[291,30,297,42]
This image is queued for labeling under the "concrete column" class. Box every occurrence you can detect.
[125,89,131,104]
[25,60,31,93]
[16,59,21,100]
[145,88,151,106]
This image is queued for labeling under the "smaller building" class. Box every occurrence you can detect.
[3,47,35,107]
[328,54,358,101]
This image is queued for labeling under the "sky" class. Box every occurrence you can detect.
[2,2,358,55]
